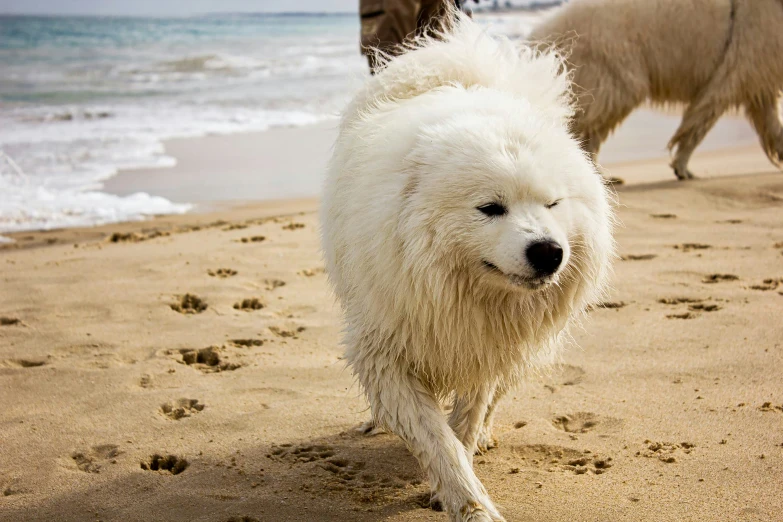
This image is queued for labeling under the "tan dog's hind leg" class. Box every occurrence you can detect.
[668,88,729,180]
[582,131,625,184]
[747,95,783,168]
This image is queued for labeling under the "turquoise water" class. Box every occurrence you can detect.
[0,14,367,234]
[0,14,362,105]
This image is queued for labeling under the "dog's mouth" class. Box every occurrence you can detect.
[482,260,550,290]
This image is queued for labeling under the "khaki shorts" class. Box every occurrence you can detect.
[360,0,451,70]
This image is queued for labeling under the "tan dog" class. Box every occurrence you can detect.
[530,0,783,180]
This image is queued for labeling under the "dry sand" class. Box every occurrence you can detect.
[1,117,782,521]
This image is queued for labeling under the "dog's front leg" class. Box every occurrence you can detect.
[357,359,504,522]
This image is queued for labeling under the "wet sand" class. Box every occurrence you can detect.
[101,108,759,205]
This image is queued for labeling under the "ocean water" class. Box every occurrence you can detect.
[0,12,539,238]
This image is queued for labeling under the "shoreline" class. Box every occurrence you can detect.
[1,142,774,253]
[102,121,340,207]
[0,108,767,251]
[102,108,759,205]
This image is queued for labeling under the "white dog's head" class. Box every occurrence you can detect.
[397,88,612,297]
[325,10,615,340]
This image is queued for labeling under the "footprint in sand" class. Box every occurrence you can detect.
[282,222,305,231]
[269,326,306,339]
[71,444,121,473]
[236,236,266,243]
[702,274,739,284]
[621,254,657,261]
[0,316,22,326]
[207,268,237,278]
[651,213,677,219]
[2,358,47,368]
[595,301,627,310]
[717,219,743,224]
[269,442,419,498]
[229,339,265,347]
[1,481,25,497]
[172,347,241,373]
[298,267,325,277]
[674,243,711,252]
[658,297,703,305]
[233,298,264,311]
[544,364,587,393]
[666,312,697,320]
[688,303,721,312]
[636,440,695,464]
[226,517,260,522]
[510,444,613,476]
[108,230,170,243]
[160,399,205,420]
[140,454,188,475]
[552,412,601,433]
[270,443,335,462]
[556,364,586,386]
[749,278,782,291]
[222,224,248,231]
[170,294,207,314]
[264,279,286,291]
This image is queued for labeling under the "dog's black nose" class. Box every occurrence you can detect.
[526,240,563,276]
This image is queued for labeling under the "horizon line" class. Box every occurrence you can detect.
[0,11,357,19]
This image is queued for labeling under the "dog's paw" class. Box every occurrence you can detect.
[773,144,783,166]
[355,419,385,436]
[427,492,444,512]
[672,164,697,180]
[475,427,498,455]
[457,501,505,522]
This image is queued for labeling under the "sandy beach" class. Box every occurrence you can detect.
[1,111,782,522]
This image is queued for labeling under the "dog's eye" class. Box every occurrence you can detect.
[477,202,507,217]
[545,199,562,209]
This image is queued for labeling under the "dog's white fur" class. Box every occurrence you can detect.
[530,0,783,180]
[321,11,614,521]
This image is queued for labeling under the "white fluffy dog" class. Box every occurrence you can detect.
[321,11,614,521]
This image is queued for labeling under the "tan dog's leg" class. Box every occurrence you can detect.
[747,95,783,168]
[576,86,639,184]
[356,358,504,522]
[668,90,728,180]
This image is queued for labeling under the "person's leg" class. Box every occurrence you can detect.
[417,0,453,36]
[360,0,420,73]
